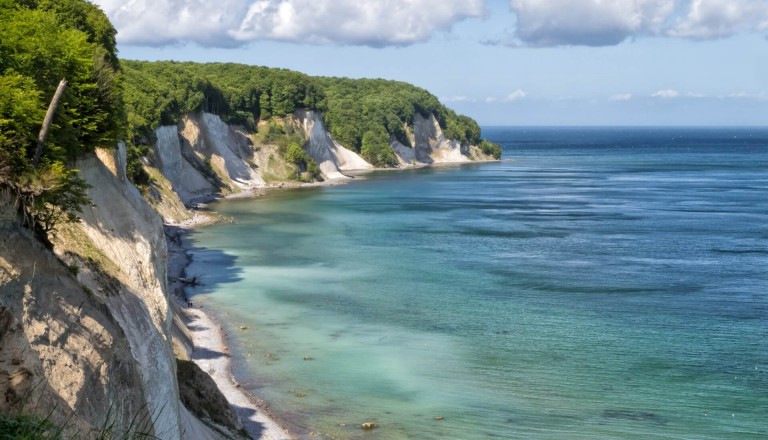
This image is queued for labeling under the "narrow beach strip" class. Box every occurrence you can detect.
[184,306,293,440]
[166,211,294,440]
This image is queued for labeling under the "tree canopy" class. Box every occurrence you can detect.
[0,0,122,174]
[120,61,490,163]
[0,0,121,236]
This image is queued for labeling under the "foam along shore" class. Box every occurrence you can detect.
[166,212,295,440]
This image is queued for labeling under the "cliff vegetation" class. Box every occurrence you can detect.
[0,0,123,237]
[121,61,501,169]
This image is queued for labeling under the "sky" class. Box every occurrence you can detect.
[93,0,768,126]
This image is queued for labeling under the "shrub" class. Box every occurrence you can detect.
[361,129,398,168]
[479,140,502,160]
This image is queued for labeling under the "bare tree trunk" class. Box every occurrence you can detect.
[33,79,68,168]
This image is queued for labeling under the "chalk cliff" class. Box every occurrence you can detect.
[149,110,492,193]
[0,146,228,439]
[297,110,373,180]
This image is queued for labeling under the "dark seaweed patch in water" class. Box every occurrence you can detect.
[602,410,668,425]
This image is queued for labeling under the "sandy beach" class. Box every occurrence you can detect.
[166,211,295,440]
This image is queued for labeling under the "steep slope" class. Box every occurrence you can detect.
[410,112,470,163]
[298,110,373,180]
[63,147,182,438]
[147,109,495,192]
[0,229,152,437]
[0,147,182,437]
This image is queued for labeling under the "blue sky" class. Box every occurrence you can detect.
[95,0,768,126]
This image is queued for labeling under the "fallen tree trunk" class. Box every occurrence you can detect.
[33,79,68,168]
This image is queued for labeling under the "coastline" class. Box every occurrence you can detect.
[166,209,295,440]
[163,160,501,439]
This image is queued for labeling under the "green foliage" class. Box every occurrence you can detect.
[361,128,398,168]
[126,143,152,187]
[284,142,306,166]
[120,61,487,161]
[256,121,305,154]
[440,110,481,145]
[280,141,321,182]
[479,140,502,159]
[121,61,323,143]
[317,77,443,152]
[0,411,61,440]
[0,405,161,440]
[15,164,93,235]
[0,0,119,236]
[0,74,45,173]
[0,4,123,165]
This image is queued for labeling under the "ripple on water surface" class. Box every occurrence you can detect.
[187,127,768,439]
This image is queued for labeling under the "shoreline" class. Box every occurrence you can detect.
[165,209,295,440]
[164,159,501,439]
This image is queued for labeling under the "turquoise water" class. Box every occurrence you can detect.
[187,127,768,439]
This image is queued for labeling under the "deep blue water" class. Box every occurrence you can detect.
[187,127,768,439]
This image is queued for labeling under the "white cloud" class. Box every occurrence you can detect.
[652,89,680,98]
[483,90,527,103]
[668,0,768,39]
[508,0,674,46]
[92,0,247,47]
[610,93,633,101]
[504,0,768,47]
[442,96,471,103]
[92,0,483,47]
[725,91,768,100]
[504,89,527,101]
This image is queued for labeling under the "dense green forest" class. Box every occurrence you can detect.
[0,0,122,235]
[121,61,501,166]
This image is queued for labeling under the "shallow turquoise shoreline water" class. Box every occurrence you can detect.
[187,127,768,439]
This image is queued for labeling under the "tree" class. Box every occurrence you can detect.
[361,128,398,168]
[0,0,120,237]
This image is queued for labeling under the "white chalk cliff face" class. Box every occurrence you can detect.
[154,113,266,205]
[154,125,217,204]
[0,146,183,438]
[0,232,151,437]
[180,113,265,190]
[152,110,490,190]
[409,112,471,164]
[297,110,373,180]
[74,148,182,439]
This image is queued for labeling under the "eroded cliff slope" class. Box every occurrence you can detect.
[0,146,230,439]
[145,109,495,204]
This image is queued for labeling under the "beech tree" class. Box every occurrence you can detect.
[0,0,120,236]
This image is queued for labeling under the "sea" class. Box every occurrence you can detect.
[185,127,768,440]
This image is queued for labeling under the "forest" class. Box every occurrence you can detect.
[121,60,501,167]
[0,0,122,236]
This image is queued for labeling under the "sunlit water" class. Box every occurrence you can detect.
[186,127,768,439]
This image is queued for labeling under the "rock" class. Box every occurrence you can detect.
[239,325,248,330]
